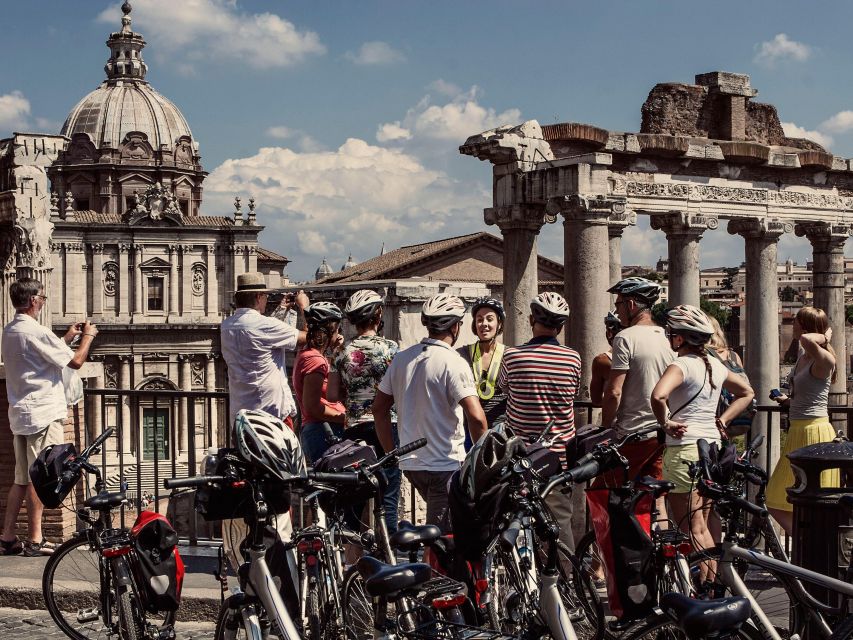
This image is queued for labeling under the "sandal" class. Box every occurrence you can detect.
[23,539,56,556]
[0,537,23,556]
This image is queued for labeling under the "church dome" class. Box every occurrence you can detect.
[341,253,357,271]
[60,1,196,154]
[315,258,334,280]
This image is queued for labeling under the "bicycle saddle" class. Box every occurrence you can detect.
[84,491,127,510]
[636,476,675,498]
[660,592,751,637]
[355,556,432,598]
[390,520,442,551]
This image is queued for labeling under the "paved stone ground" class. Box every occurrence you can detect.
[0,607,216,639]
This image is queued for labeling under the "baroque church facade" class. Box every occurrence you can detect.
[0,2,287,463]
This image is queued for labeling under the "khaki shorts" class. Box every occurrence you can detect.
[662,444,705,494]
[14,420,65,485]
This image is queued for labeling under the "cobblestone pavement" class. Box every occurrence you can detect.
[0,607,216,639]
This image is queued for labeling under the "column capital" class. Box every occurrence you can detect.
[550,194,627,226]
[484,204,553,232]
[88,242,105,254]
[727,217,792,240]
[650,211,718,237]
[607,208,637,238]
[795,221,852,249]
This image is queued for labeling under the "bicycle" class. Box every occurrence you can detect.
[42,427,177,640]
[689,437,853,639]
[621,591,754,640]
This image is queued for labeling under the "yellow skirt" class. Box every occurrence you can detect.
[765,417,840,512]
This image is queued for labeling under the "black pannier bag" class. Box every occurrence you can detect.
[195,448,291,521]
[523,442,562,479]
[565,425,615,470]
[130,511,185,613]
[30,443,79,509]
[448,469,510,562]
[312,439,379,512]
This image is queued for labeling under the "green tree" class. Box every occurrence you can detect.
[846,304,853,325]
[720,267,739,291]
[700,298,730,329]
[779,286,798,303]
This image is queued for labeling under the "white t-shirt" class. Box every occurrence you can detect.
[377,338,476,472]
[666,354,728,446]
[611,324,674,434]
[221,308,299,426]
[2,313,74,435]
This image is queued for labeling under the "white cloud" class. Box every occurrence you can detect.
[781,122,833,149]
[206,138,487,280]
[428,79,462,97]
[96,0,325,70]
[0,91,31,133]
[345,41,405,65]
[376,122,412,143]
[754,33,812,66]
[818,110,853,134]
[266,125,296,139]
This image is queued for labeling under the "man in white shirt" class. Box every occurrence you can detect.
[221,273,308,429]
[373,293,487,530]
[1,278,97,556]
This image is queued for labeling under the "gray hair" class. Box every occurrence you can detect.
[10,278,42,310]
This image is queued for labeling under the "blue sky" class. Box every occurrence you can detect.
[3,1,853,280]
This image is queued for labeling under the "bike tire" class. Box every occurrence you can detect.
[686,545,802,638]
[307,574,322,640]
[622,611,764,640]
[341,565,383,640]
[829,614,853,639]
[560,539,605,640]
[116,588,142,640]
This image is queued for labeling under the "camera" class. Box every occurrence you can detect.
[769,388,783,399]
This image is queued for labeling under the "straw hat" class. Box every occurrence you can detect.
[235,272,274,294]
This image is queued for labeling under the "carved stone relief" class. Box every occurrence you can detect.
[191,358,204,387]
[191,264,206,296]
[103,261,118,296]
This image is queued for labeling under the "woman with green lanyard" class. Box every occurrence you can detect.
[457,297,507,450]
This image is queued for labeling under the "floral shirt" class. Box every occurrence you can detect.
[334,334,399,424]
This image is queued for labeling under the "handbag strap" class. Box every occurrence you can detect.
[669,366,707,419]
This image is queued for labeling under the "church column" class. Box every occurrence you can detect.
[559,195,616,400]
[178,354,190,456]
[607,209,637,296]
[119,355,133,456]
[134,245,143,316]
[485,205,550,346]
[118,243,130,318]
[248,246,258,272]
[181,244,193,317]
[650,212,718,307]
[205,244,218,317]
[729,218,790,471]
[796,222,850,412]
[232,244,243,292]
[90,243,104,318]
[168,244,179,318]
[206,353,218,449]
[66,242,85,318]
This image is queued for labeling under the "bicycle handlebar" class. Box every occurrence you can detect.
[307,470,362,486]
[500,513,524,550]
[164,474,228,489]
[81,427,115,459]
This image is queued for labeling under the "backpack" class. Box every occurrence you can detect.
[312,439,380,513]
[708,348,756,438]
[449,468,510,561]
[30,443,79,509]
[129,512,185,613]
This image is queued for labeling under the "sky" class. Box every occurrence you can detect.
[4,0,853,280]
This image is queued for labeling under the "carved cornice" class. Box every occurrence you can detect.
[650,211,719,237]
[484,205,552,232]
[89,243,105,253]
[727,217,793,240]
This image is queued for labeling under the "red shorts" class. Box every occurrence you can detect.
[591,437,664,488]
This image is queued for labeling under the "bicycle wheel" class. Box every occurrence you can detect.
[215,596,281,640]
[623,611,763,640]
[116,589,142,640]
[341,566,383,640]
[306,573,322,640]
[486,548,541,636]
[557,541,605,640]
[687,546,801,638]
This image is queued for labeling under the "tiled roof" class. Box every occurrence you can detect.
[258,247,289,263]
[68,211,234,227]
[317,231,564,284]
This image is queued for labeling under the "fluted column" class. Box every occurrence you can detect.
[178,354,190,456]
[650,212,719,307]
[206,353,218,449]
[607,209,637,297]
[90,243,104,318]
[118,243,130,318]
[796,222,850,412]
[119,355,133,456]
[205,244,218,317]
[485,205,551,345]
[558,195,619,400]
[729,217,790,469]
[168,244,179,318]
[181,244,193,317]
[133,245,143,317]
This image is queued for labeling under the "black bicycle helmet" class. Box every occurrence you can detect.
[604,310,622,331]
[607,277,662,306]
[471,297,505,322]
[530,292,570,328]
[344,289,383,325]
[305,301,343,327]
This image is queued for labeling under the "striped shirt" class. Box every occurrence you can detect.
[498,336,581,464]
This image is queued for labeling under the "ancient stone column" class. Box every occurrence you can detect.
[559,195,616,401]
[485,205,550,346]
[178,354,190,456]
[607,209,637,296]
[796,222,850,413]
[118,243,130,318]
[168,244,179,317]
[729,217,790,469]
[119,355,133,456]
[650,212,718,307]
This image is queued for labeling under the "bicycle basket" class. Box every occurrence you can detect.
[313,439,380,512]
[30,443,79,509]
[129,511,185,613]
[195,448,292,521]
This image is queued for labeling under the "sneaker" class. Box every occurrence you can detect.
[23,540,56,556]
[0,537,23,556]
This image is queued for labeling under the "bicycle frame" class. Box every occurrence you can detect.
[717,541,853,639]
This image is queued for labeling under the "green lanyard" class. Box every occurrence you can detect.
[470,342,504,400]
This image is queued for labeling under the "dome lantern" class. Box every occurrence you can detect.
[104,2,149,83]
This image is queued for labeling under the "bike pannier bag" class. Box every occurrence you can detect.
[565,425,615,469]
[448,469,509,561]
[195,448,291,521]
[523,442,562,479]
[130,511,185,613]
[30,443,79,509]
[313,439,379,511]
[586,486,656,622]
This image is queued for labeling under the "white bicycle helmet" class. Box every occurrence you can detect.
[530,292,570,328]
[235,409,306,481]
[421,293,466,332]
[666,304,714,345]
[305,301,343,327]
[608,277,662,306]
[344,289,383,325]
